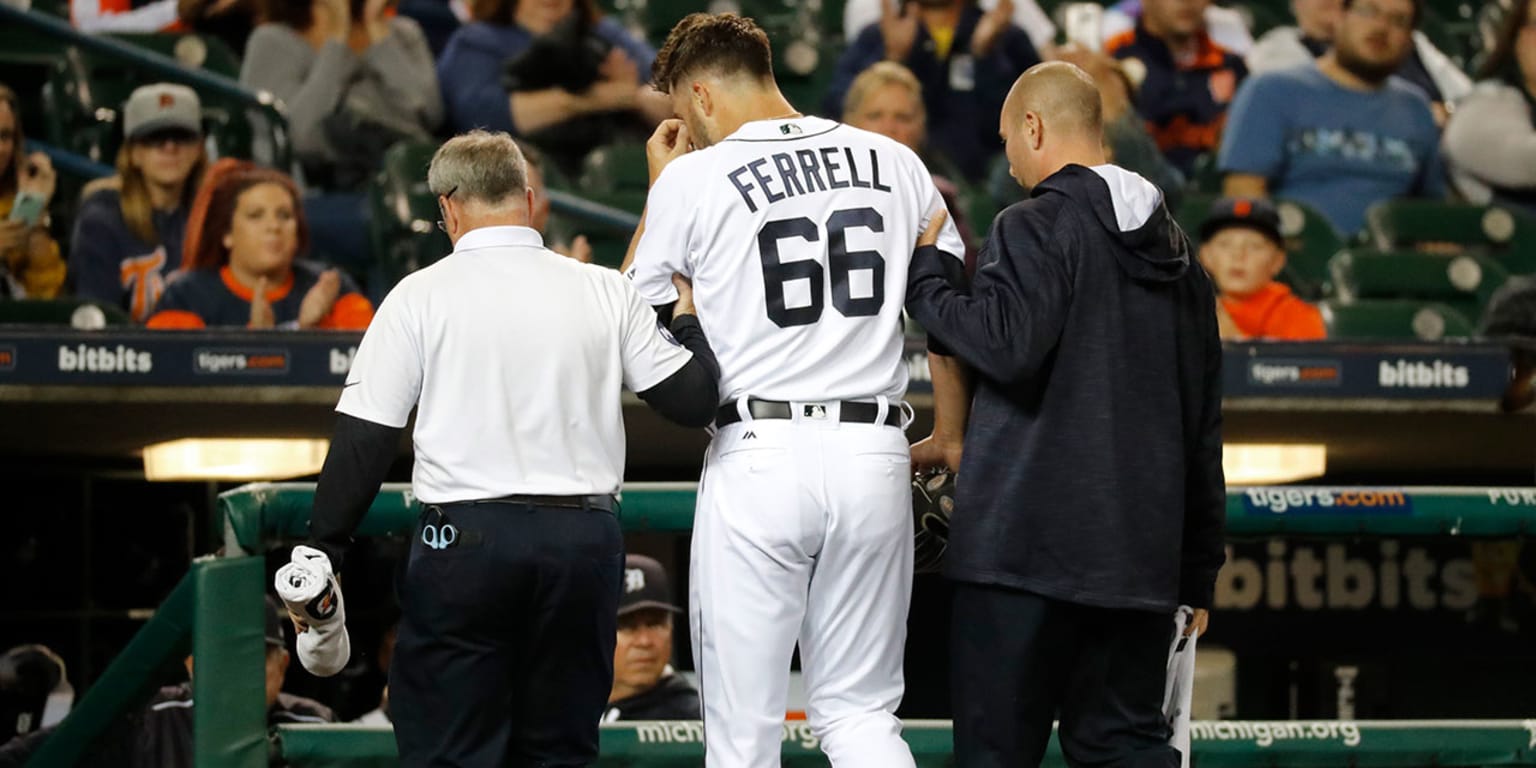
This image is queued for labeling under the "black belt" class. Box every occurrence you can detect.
[440,494,615,512]
[715,398,902,427]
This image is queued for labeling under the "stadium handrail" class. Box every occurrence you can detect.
[218,483,1536,555]
[0,3,292,170]
[546,188,642,233]
[28,139,114,182]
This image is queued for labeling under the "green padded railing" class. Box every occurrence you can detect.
[25,556,269,768]
[220,483,1536,555]
[275,720,1536,768]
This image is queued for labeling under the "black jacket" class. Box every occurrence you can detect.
[906,163,1226,612]
[0,683,333,768]
[601,674,701,721]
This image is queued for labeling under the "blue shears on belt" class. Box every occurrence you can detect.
[423,523,458,550]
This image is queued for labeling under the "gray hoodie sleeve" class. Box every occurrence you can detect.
[240,23,361,164]
[1443,82,1536,193]
[363,17,444,133]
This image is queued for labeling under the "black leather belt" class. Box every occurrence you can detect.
[443,494,615,512]
[715,398,902,427]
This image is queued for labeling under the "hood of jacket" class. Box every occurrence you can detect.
[1034,163,1190,283]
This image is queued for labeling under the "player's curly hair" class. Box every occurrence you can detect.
[651,12,774,94]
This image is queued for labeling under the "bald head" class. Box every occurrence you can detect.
[1003,62,1104,141]
[998,61,1108,189]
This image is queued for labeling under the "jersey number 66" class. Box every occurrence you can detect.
[758,207,886,328]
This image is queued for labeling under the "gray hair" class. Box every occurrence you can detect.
[427,130,528,208]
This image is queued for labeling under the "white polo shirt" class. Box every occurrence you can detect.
[337,226,693,503]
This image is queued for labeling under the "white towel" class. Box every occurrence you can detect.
[274,545,351,677]
[1164,606,1197,768]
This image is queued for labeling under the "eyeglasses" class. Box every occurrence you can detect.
[436,186,457,234]
[1349,2,1414,30]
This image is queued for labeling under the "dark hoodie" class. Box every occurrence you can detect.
[905,163,1226,612]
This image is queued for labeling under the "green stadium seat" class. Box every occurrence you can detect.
[41,52,118,164]
[1363,199,1536,274]
[0,299,131,326]
[1174,193,1216,246]
[1318,299,1477,341]
[1274,198,1343,300]
[370,140,451,288]
[578,142,650,214]
[106,33,242,79]
[1329,248,1509,322]
[645,0,711,42]
[1186,152,1223,195]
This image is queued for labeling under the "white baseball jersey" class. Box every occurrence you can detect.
[630,116,963,768]
[629,116,965,404]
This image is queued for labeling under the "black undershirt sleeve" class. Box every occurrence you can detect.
[637,313,721,428]
[307,413,403,571]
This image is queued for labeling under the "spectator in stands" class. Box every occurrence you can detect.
[241,0,442,191]
[0,645,71,745]
[1198,197,1325,340]
[1100,0,1254,56]
[825,0,1040,181]
[0,598,331,767]
[70,84,206,323]
[1246,0,1470,125]
[1052,44,1187,209]
[146,158,373,329]
[1218,0,1444,236]
[1442,0,1536,216]
[844,0,1058,58]
[1105,0,1247,175]
[71,0,180,32]
[843,62,979,269]
[435,0,670,176]
[0,85,65,301]
[521,142,592,263]
[601,555,700,722]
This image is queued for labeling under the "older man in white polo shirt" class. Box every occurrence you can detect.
[301,130,719,768]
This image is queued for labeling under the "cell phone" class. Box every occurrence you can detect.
[1062,2,1104,52]
[7,191,44,227]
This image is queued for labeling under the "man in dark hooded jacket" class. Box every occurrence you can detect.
[906,61,1225,768]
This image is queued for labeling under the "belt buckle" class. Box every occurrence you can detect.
[794,400,837,426]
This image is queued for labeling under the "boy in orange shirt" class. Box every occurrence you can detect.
[1198,197,1326,341]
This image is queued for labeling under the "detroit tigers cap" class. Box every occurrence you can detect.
[619,555,682,616]
[123,83,202,142]
[1200,197,1284,249]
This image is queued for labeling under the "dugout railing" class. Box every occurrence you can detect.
[25,483,1536,767]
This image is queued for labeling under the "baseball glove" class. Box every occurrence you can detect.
[912,469,956,574]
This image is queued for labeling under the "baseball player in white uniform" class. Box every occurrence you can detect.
[623,13,966,768]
